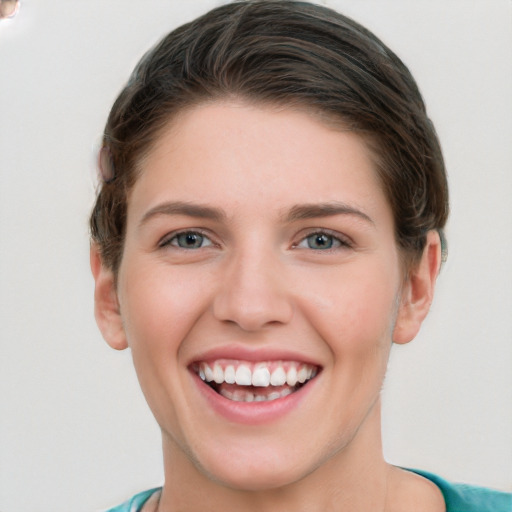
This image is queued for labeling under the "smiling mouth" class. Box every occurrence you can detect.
[192,360,319,402]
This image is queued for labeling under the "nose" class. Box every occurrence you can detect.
[212,248,294,332]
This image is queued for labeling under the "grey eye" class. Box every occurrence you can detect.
[171,232,212,249]
[306,233,335,250]
[295,232,348,251]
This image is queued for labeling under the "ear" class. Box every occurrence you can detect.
[392,230,442,345]
[90,244,128,350]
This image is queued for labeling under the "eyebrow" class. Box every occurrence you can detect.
[139,201,226,227]
[139,200,373,227]
[284,202,374,225]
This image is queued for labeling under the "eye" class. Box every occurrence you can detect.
[164,231,213,249]
[295,231,349,250]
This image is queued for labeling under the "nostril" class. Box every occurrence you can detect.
[210,254,294,330]
[213,292,294,332]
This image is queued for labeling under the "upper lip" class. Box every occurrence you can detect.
[187,344,321,367]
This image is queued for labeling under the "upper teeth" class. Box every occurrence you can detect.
[197,361,317,387]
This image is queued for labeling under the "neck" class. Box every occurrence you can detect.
[157,399,391,512]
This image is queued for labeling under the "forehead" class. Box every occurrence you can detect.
[129,101,391,224]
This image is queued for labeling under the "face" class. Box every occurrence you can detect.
[101,102,419,490]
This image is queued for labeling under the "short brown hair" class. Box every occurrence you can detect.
[90,0,449,274]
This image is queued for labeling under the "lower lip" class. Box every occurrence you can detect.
[190,371,318,425]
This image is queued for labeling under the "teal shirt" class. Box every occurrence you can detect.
[105,487,160,512]
[411,469,512,512]
[105,471,512,511]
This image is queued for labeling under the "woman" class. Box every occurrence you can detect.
[90,1,512,510]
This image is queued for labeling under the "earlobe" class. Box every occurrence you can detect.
[90,244,128,350]
[392,231,442,345]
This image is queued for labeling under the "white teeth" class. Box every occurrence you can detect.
[270,367,287,386]
[219,387,294,402]
[235,365,252,386]
[286,366,297,386]
[198,361,318,389]
[204,364,214,382]
[297,366,308,384]
[252,366,271,387]
[224,365,236,384]
[213,363,224,384]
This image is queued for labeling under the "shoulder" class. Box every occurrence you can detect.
[103,488,162,512]
[407,469,512,512]
[388,467,446,512]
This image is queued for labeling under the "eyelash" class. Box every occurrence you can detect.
[159,229,352,252]
[294,230,353,251]
[159,230,214,250]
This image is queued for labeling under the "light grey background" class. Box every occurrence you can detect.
[1,1,511,511]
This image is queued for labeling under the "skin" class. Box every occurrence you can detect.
[92,101,444,511]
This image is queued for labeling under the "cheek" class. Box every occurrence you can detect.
[116,261,215,431]
[299,263,400,355]
[118,261,214,360]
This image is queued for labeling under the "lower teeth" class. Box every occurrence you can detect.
[219,387,294,402]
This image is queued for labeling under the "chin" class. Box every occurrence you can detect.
[206,463,306,492]
[189,438,327,493]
